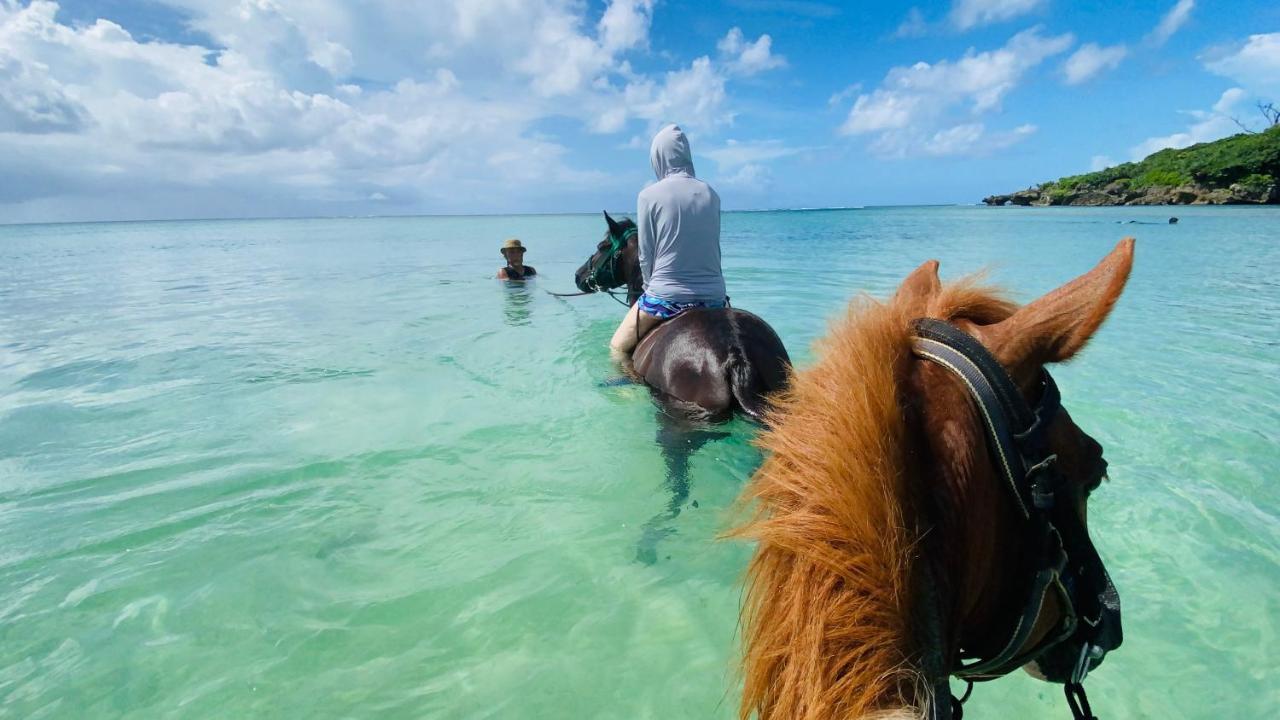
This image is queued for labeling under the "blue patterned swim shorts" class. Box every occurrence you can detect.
[636,292,726,320]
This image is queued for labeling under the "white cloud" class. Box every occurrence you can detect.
[827,83,861,107]
[0,51,91,133]
[1204,33,1280,97]
[622,56,732,130]
[894,7,928,38]
[704,138,804,168]
[599,0,655,53]
[840,27,1072,157]
[0,0,777,220]
[916,122,1035,156]
[718,162,771,191]
[1062,43,1127,85]
[1147,0,1194,47]
[717,27,786,76]
[1129,88,1248,160]
[1090,155,1115,171]
[844,91,924,134]
[949,0,1046,31]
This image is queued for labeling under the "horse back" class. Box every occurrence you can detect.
[631,308,790,422]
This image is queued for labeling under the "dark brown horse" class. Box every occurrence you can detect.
[731,239,1136,719]
[574,212,791,423]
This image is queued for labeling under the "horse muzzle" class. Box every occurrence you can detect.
[574,263,594,293]
[1024,572,1123,683]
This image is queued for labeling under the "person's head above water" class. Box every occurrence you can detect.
[650,124,695,180]
[497,238,536,280]
[500,238,527,262]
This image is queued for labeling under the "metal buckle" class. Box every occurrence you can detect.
[1028,454,1059,509]
[1071,642,1103,684]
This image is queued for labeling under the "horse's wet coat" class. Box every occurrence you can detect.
[574,213,791,424]
[630,306,789,423]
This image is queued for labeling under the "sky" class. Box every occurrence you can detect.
[1,0,1278,223]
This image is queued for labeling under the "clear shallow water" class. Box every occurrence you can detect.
[0,207,1276,719]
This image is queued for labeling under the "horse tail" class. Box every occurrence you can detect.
[729,344,770,423]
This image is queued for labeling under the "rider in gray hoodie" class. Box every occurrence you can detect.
[610,124,726,354]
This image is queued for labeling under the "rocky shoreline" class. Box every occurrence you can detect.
[983,180,1278,206]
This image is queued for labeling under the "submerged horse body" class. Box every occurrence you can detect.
[575,212,790,423]
[573,212,791,563]
[732,239,1135,720]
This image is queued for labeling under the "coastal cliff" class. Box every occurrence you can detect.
[984,125,1280,206]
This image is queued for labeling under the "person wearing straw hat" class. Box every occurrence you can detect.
[496,238,537,280]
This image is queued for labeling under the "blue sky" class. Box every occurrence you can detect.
[1,0,1277,222]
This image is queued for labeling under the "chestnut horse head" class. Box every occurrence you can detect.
[732,238,1135,720]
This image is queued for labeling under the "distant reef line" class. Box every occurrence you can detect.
[984,125,1279,207]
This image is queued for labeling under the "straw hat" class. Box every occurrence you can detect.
[500,238,527,256]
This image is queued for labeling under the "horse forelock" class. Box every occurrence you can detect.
[924,275,1017,327]
[730,275,1016,720]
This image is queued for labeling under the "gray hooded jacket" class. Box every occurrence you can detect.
[637,124,725,304]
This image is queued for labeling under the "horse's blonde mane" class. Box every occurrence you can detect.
[730,277,1015,720]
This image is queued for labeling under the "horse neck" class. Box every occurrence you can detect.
[622,243,643,298]
[732,299,933,720]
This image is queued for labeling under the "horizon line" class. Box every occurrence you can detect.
[0,204,983,229]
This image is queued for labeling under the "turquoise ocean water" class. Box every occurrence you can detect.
[0,207,1276,718]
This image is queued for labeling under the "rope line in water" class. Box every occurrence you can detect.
[546,289,631,307]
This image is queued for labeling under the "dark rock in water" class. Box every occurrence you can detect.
[1169,217,1179,224]
[982,189,1042,206]
[1010,189,1040,206]
[691,500,699,508]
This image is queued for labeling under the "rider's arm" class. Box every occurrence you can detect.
[637,194,655,287]
[711,187,724,277]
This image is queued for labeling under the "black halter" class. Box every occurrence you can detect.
[586,226,636,293]
[910,318,1121,720]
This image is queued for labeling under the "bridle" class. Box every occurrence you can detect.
[584,225,636,298]
[910,318,1122,720]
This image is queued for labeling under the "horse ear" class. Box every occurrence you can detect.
[603,211,621,235]
[983,238,1135,376]
[895,259,941,309]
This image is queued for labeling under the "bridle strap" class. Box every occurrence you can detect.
[589,226,637,298]
[911,319,1036,518]
[912,319,1034,428]
[909,318,1105,712]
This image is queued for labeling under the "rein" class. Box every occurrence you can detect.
[546,288,632,307]
[910,318,1119,720]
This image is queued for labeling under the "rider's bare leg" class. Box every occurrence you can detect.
[609,303,662,358]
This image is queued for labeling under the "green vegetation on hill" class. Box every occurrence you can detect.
[1044,125,1280,192]
[985,125,1280,206]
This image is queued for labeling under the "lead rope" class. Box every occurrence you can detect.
[1065,683,1097,720]
[949,680,973,719]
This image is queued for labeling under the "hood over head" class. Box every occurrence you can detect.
[649,124,695,180]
